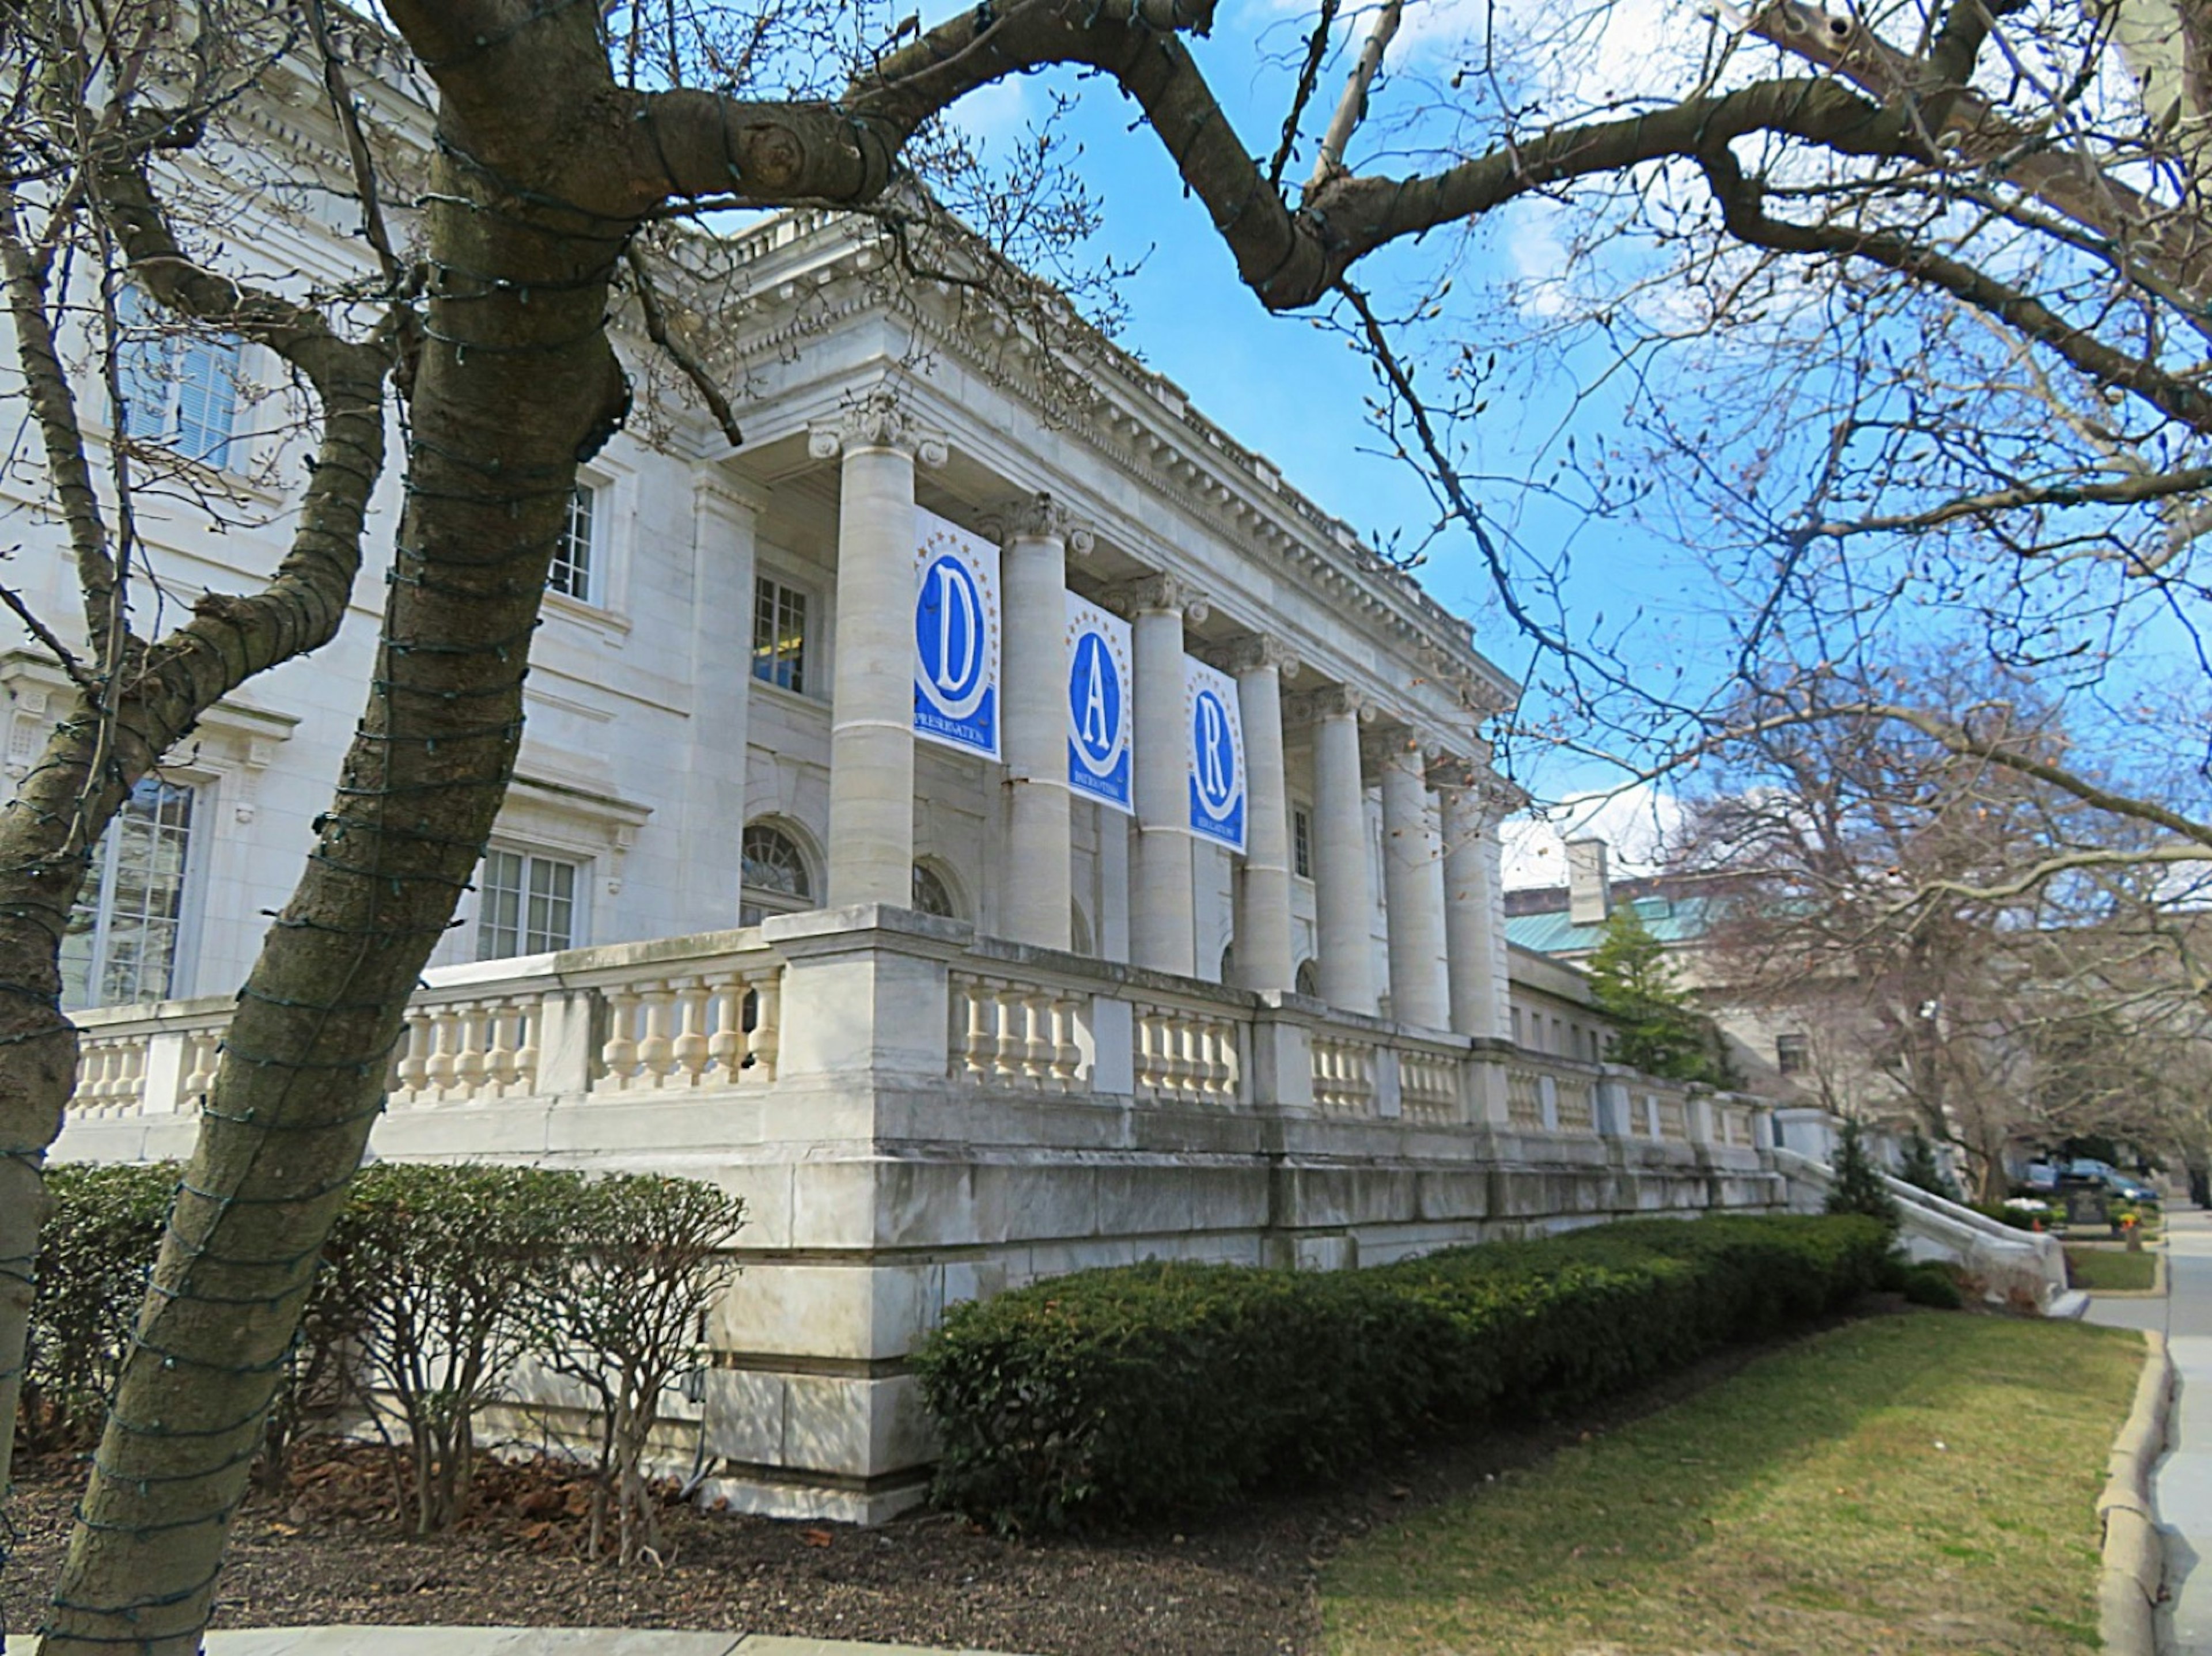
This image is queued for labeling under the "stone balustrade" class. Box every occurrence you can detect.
[54,903,1782,1530]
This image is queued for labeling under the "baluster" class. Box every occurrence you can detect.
[1134,1012,1159,1097]
[672,978,711,1086]
[959,982,991,1079]
[749,975,780,1082]
[1200,1024,1226,1100]
[706,973,746,1082]
[453,1002,488,1099]
[1021,995,1051,1081]
[601,986,642,1089]
[395,1009,431,1101]
[991,986,1025,1079]
[184,1029,220,1107]
[1050,997,1081,1090]
[425,1009,459,1098]
[510,998,541,1093]
[483,1000,520,1094]
[638,984,677,1087]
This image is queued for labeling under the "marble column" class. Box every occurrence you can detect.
[1120,573,1206,976]
[988,493,1091,950]
[1228,638,1297,994]
[812,393,944,908]
[679,471,763,923]
[1294,685,1376,1014]
[1442,766,1518,1040]
[1374,727,1450,1030]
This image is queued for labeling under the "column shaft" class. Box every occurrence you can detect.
[826,444,917,907]
[1130,604,1195,975]
[679,476,757,923]
[999,529,1072,949]
[1380,745,1450,1029]
[1312,707,1376,1013]
[1444,787,1510,1039]
[1232,657,1294,992]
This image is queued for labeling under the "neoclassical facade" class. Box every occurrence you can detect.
[21,121,1787,1515]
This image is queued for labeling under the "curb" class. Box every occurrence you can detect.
[2100,1329,2173,1656]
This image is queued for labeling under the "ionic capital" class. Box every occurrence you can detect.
[1219,636,1301,679]
[807,388,948,467]
[1362,721,1437,774]
[1284,684,1373,726]
[980,491,1095,556]
[1103,571,1209,623]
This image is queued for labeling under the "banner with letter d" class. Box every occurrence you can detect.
[912,507,1001,760]
[1065,594,1133,813]
[1184,655,1247,853]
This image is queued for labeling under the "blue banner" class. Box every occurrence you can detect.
[1184,656,1246,853]
[912,509,1001,760]
[1065,594,1133,813]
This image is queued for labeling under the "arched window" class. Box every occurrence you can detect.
[1219,942,1237,984]
[741,823,815,925]
[1070,902,1094,957]
[911,860,959,919]
[1295,958,1320,998]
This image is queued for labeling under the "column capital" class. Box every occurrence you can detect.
[1441,770,1529,826]
[1362,721,1438,774]
[1285,683,1374,726]
[980,490,1095,556]
[1103,571,1208,623]
[1217,636,1301,679]
[807,388,948,467]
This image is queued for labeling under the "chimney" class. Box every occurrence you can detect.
[1566,838,1612,926]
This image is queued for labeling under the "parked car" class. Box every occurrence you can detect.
[2062,1158,2161,1205]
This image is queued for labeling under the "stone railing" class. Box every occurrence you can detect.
[61,906,1770,1164]
[66,999,231,1120]
[949,969,1091,1094]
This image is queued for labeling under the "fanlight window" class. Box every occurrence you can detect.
[740,824,814,926]
[911,861,957,919]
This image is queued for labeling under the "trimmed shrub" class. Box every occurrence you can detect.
[916,1212,1889,1532]
[23,1161,179,1451]
[1900,1261,1966,1309]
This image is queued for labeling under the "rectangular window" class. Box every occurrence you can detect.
[115,290,241,469]
[1777,1032,1810,1076]
[548,484,595,601]
[752,574,809,694]
[476,848,581,960]
[1292,806,1313,879]
[61,778,196,1010]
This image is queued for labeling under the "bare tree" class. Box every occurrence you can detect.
[1679,655,2211,1196]
[0,0,400,1511]
[17,0,2212,1643]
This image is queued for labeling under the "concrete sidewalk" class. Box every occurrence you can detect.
[2086,1205,2212,1653]
[2,1632,1019,1655]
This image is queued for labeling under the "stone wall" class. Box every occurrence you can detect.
[54,904,1785,1522]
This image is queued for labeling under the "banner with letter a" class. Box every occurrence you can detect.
[1184,655,1247,853]
[912,507,1002,760]
[1064,594,1133,813]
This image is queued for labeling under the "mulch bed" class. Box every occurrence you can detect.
[3,1314,1889,1656]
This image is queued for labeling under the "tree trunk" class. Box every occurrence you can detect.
[38,101,630,1648]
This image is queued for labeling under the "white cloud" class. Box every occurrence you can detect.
[1501,783,1683,888]
[947,76,1029,144]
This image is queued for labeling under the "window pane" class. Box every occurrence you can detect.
[477,849,523,961]
[63,778,194,1010]
[173,336,240,467]
[550,485,594,600]
[751,577,807,693]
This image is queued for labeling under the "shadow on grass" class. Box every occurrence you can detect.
[1323,1312,2138,1656]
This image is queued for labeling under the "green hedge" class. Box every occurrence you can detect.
[915,1213,1889,1532]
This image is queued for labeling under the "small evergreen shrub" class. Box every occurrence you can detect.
[1826,1119,1900,1230]
[915,1213,1889,1532]
[23,1161,180,1450]
[1900,1261,1965,1309]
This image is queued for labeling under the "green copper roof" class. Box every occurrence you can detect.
[1505,893,1721,957]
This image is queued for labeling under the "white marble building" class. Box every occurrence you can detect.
[15,73,1787,1518]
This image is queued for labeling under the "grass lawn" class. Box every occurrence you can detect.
[1322,1313,2142,1655]
[2066,1245,2159,1292]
